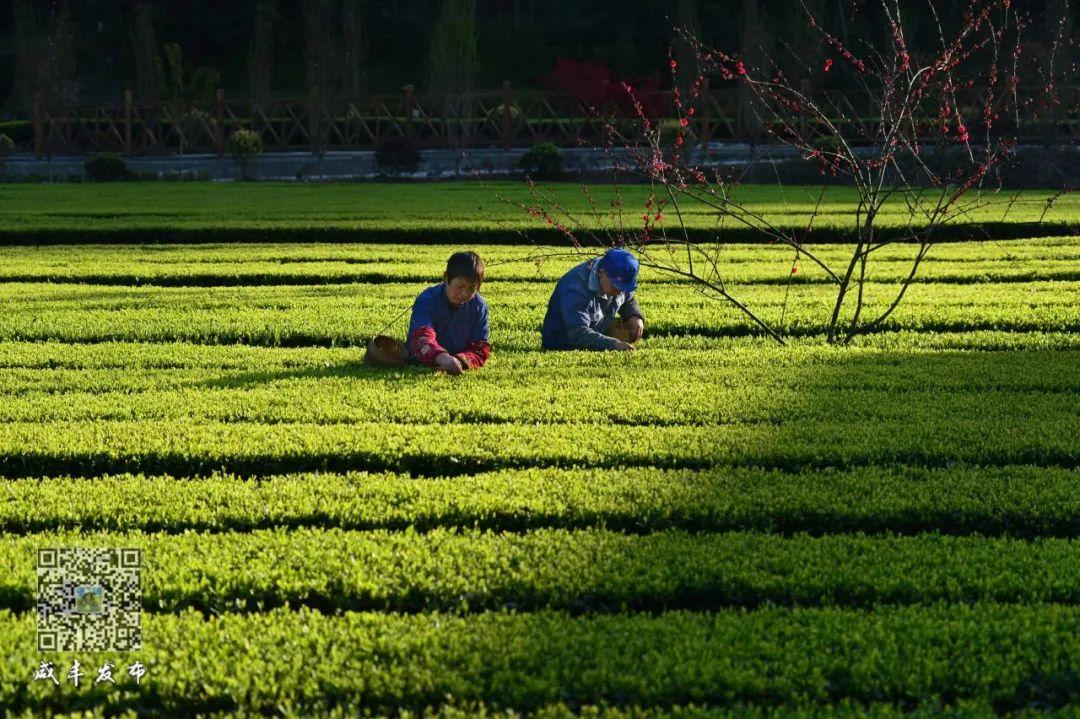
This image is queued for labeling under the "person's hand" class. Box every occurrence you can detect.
[435,352,465,375]
[626,317,644,342]
[612,339,636,351]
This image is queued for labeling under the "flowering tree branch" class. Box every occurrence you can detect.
[505,0,1069,345]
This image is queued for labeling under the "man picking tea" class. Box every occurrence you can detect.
[541,247,644,351]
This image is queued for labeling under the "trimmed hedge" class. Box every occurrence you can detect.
[11,527,1080,614]
[3,465,1080,537]
[1,221,1075,245]
[7,604,1080,714]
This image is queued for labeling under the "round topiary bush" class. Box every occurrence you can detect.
[375,137,422,178]
[227,129,264,180]
[517,142,564,179]
[84,153,135,182]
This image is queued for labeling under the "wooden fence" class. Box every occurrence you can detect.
[29,82,1079,158]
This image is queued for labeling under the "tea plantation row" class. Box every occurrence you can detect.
[2,183,1076,241]
[0,278,1076,348]
[7,604,1080,715]
[1,239,1078,286]
[3,466,1080,536]
[10,527,1080,613]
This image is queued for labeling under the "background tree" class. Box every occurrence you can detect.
[736,0,762,140]
[248,0,277,109]
[305,0,337,99]
[428,0,478,147]
[13,0,79,112]
[427,0,478,96]
[304,0,337,158]
[12,0,42,114]
[131,3,160,105]
[156,43,219,108]
[0,0,1075,118]
[156,42,218,172]
[342,0,368,99]
[43,1,79,106]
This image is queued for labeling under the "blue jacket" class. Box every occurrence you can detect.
[406,283,490,360]
[541,259,644,350]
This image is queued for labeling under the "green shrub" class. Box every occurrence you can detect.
[657,120,684,154]
[83,153,135,182]
[226,129,264,180]
[517,141,564,178]
[484,102,525,136]
[375,136,422,178]
[811,134,845,153]
[0,120,30,144]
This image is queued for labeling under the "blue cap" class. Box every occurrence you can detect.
[598,248,639,293]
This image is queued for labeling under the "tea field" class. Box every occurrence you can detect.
[1,182,1077,243]
[0,192,1078,716]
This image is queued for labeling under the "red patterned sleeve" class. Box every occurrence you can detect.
[455,340,492,370]
[409,327,447,367]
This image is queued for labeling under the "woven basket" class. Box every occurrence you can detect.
[609,318,639,344]
[364,335,408,367]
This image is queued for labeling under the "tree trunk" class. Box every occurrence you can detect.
[305,0,336,103]
[427,0,478,96]
[342,0,367,99]
[131,3,160,106]
[427,0,479,148]
[738,0,761,140]
[248,0,277,109]
[13,0,42,115]
[38,1,79,108]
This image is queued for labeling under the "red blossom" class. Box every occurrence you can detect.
[890,22,911,73]
[735,61,747,75]
[823,58,833,72]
